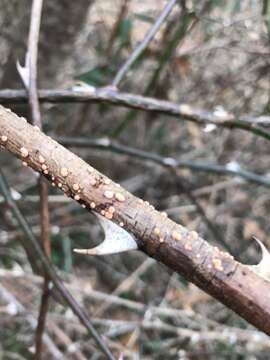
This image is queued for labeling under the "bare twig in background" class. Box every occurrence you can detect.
[112,6,197,136]
[0,172,44,274]
[23,1,51,358]
[27,0,43,129]
[0,284,63,359]
[171,169,232,253]
[1,106,270,337]
[1,88,270,141]
[112,0,178,87]
[0,171,116,359]
[2,268,270,358]
[94,258,156,317]
[58,136,270,188]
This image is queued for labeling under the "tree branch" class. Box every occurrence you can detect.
[1,105,270,336]
[1,88,270,141]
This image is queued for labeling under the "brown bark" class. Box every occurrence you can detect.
[1,104,270,335]
[0,88,269,142]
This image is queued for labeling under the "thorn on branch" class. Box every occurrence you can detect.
[248,237,270,282]
[73,213,138,256]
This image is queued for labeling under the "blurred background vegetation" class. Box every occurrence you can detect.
[1,0,270,359]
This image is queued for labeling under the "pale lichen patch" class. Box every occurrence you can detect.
[90,178,97,186]
[172,230,182,241]
[60,167,69,177]
[179,104,192,115]
[20,147,29,158]
[87,167,94,173]
[115,192,125,202]
[104,190,114,199]
[212,258,224,271]
[73,183,80,191]
[184,243,192,251]
[90,202,96,209]
[38,155,45,164]
[1,135,8,143]
[105,212,113,220]
[108,206,115,214]
[189,231,199,241]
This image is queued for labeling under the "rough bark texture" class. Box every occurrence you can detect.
[1,105,270,335]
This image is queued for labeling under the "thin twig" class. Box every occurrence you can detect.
[34,278,51,360]
[27,0,42,129]
[25,1,51,358]
[0,171,116,360]
[112,8,197,136]
[0,173,43,274]
[112,0,178,87]
[0,284,63,359]
[94,258,155,317]
[58,137,270,188]
[1,88,270,141]
[171,169,233,253]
